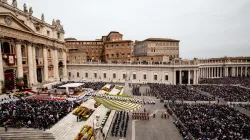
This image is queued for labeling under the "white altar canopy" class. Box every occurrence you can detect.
[59,83,84,94]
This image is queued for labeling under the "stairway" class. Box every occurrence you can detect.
[0,127,55,140]
[46,111,78,140]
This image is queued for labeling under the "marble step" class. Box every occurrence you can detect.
[47,112,77,140]
[0,127,55,140]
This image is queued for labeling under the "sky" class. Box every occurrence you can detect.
[14,0,250,59]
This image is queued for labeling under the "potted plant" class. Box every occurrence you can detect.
[16,77,25,90]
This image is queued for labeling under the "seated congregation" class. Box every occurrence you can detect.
[0,98,79,130]
[170,103,250,139]
[111,111,129,138]
[149,84,214,101]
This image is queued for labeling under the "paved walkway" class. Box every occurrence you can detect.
[46,98,111,140]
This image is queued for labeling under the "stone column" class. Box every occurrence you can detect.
[32,46,37,83]
[216,67,219,77]
[240,67,243,77]
[245,67,248,77]
[206,67,208,78]
[236,67,238,77]
[188,70,190,84]
[54,49,59,80]
[27,43,34,86]
[208,67,210,78]
[43,47,48,81]
[226,67,228,77]
[16,42,23,78]
[211,67,214,78]
[196,70,199,84]
[193,70,196,84]
[63,51,67,80]
[220,67,223,77]
[179,70,182,84]
[0,42,4,93]
[174,70,176,85]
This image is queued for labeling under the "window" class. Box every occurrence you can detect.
[47,31,50,36]
[111,54,114,57]
[133,74,136,80]
[123,74,126,79]
[154,75,157,80]
[113,73,116,79]
[106,54,109,58]
[77,72,79,77]
[57,33,60,39]
[21,45,26,57]
[104,73,106,78]
[85,73,88,78]
[151,58,153,60]
[116,45,118,49]
[143,74,146,80]
[69,72,71,77]
[94,73,97,78]
[165,75,168,81]
[36,26,40,32]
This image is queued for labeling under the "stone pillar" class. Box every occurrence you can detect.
[211,67,214,78]
[54,49,59,80]
[193,70,196,84]
[216,67,219,77]
[208,67,210,78]
[236,67,238,77]
[63,51,67,80]
[245,67,248,77]
[196,70,199,84]
[173,70,176,85]
[27,43,34,86]
[32,46,37,83]
[179,70,182,84]
[206,67,208,78]
[188,70,190,84]
[16,42,23,78]
[241,67,243,77]
[220,67,223,77]
[226,67,228,77]
[0,42,4,93]
[43,47,48,81]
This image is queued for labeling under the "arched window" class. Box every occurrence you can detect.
[2,42,11,53]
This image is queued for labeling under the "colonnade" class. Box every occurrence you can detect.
[200,66,249,78]
[174,69,199,85]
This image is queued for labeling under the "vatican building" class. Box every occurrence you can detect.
[0,1,67,91]
[0,1,250,140]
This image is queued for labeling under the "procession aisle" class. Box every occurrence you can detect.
[47,98,110,140]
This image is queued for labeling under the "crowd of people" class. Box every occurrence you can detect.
[149,84,215,101]
[111,111,129,137]
[132,112,149,120]
[170,103,250,139]
[132,85,141,96]
[0,98,79,130]
[194,85,250,102]
[199,77,250,88]
[88,93,155,104]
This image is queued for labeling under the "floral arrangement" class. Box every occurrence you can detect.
[14,92,30,97]
[115,85,123,90]
[94,101,101,108]
[101,86,111,92]
[74,125,94,140]
[73,106,94,121]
